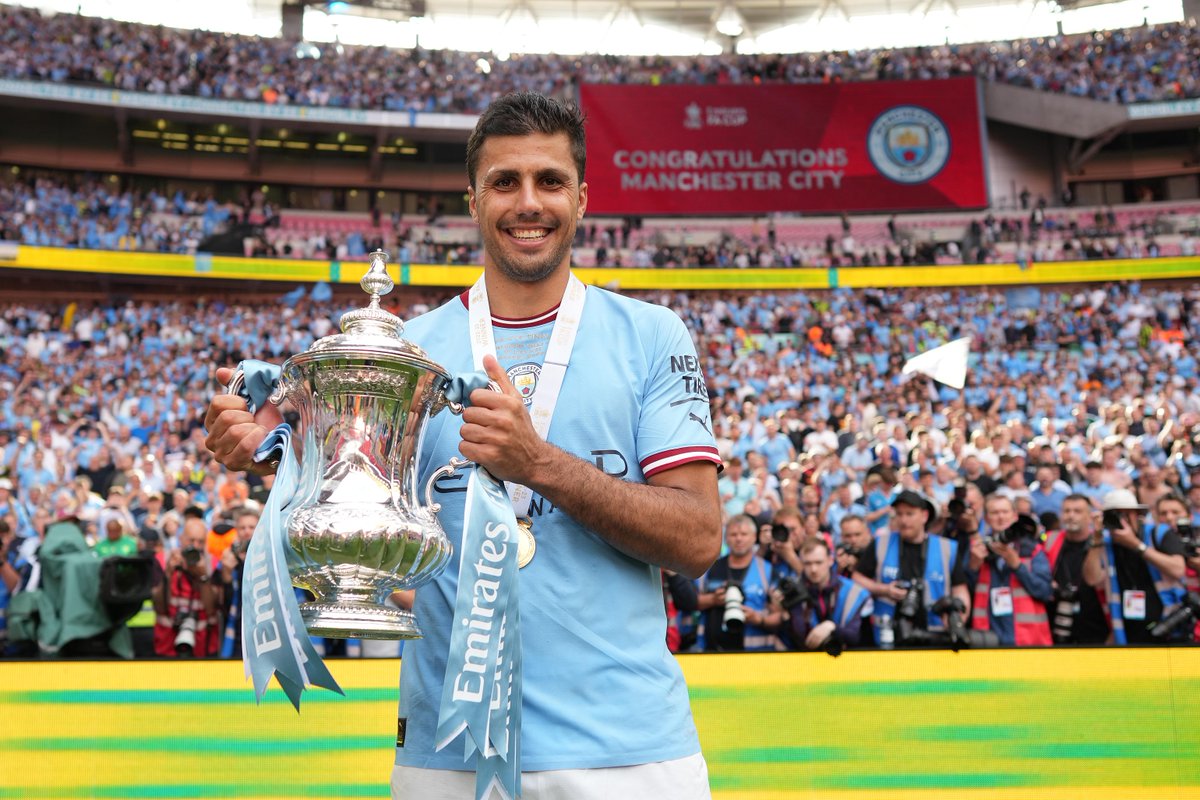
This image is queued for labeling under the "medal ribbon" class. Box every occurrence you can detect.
[433,273,585,799]
[466,272,587,518]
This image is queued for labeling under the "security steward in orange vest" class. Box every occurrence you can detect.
[966,494,1053,646]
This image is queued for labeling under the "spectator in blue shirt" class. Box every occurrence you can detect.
[1029,464,1071,519]
[718,457,758,519]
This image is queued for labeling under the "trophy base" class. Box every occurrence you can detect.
[300,601,424,641]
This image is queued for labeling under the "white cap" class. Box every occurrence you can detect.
[1101,489,1147,512]
[0,478,12,490]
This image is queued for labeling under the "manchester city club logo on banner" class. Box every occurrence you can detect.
[866,105,951,184]
[507,363,541,406]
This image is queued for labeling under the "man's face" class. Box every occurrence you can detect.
[1157,499,1188,528]
[468,132,586,285]
[802,546,833,586]
[181,520,206,552]
[841,520,871,551]
[985,498,1017,534]
[725,522,756,557]
[235,513,258,542]
[893,503,929,541]
[1060,499,1091,537]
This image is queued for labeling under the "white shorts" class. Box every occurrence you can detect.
[390,752,711,800]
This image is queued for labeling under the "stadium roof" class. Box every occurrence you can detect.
[10,0,1187,54]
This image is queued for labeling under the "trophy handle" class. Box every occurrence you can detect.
[224,367,247,399]
[425,457,473,512]
[443,379,502,416]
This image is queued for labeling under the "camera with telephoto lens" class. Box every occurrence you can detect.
[1051,583,1080,643]
[231,538,250,562]
[1149,592,1200,642]
[987,514,1039,546]
[722,583,746,635]
[770,523,791,543]
[837,543,864,560]
[895,578,925,622]
[1177,523,1199,559]
[776,575,810,609]
[173,610,198,657]
[179,546,203,569]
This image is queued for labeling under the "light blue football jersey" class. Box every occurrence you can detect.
[394,284,721,772]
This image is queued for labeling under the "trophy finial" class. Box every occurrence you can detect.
[338,249,403,336]
[362,250,394,304]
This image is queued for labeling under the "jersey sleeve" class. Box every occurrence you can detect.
[636,310,722,479]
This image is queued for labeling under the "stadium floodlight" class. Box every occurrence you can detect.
[293,41,322,59]
[715,5,744,37]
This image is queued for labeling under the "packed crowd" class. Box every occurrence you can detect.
[2,279,1199,657]
[7,167,1200,270]
[1,4,1197,108]
[0,171,248,254]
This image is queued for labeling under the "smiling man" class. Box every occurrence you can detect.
[205,92,722,799]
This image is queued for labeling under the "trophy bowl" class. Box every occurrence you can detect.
[256,250,463,640]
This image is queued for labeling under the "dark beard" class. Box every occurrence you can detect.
[491,235,572,283]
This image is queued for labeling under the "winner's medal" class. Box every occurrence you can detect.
[517,518,536,568]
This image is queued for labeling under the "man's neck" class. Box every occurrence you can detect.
[1064,529,1091,543]
[482,264,570,319]
[728,552,753,569]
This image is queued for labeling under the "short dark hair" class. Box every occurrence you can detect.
[466,92,586,189]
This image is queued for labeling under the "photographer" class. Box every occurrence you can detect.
[761,506,805,579]
[217,507,259,658]
[1150,495,1192,615]
[852,491,970,647]
[152,517,219,657]
[1042,494,1110,644]
[1083,490,1186,644]
[698,515,779,651]
[776,537,871,652]
[966,495,1053,646]
[835,515,872,578]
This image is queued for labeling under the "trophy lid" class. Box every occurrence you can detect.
[286,250,450,379]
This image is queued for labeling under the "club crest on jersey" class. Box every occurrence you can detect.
[508,363,541,406]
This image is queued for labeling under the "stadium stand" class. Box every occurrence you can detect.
[0,4,1198,109]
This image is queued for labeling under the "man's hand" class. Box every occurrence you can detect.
[987,540,1022,569]
[458,355,551,486]
[203,366,283,475]
[805,620,837,650]
[968,534,988,571]
[882,582,908,602]
[836,551,857,574]
[1110,517,1143,551]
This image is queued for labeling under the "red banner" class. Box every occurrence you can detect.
[579,79,988,215]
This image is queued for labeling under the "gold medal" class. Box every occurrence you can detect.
[517,518,536,568]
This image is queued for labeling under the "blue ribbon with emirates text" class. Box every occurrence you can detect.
[434,378,524,800]
[232,360,342,709]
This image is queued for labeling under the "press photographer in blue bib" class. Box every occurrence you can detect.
[1082,490,1187,644]
[204,92,723,800]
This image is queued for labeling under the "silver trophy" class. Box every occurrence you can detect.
[231,250,466,640]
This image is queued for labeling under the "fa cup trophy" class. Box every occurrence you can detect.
[230,250,464,640]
